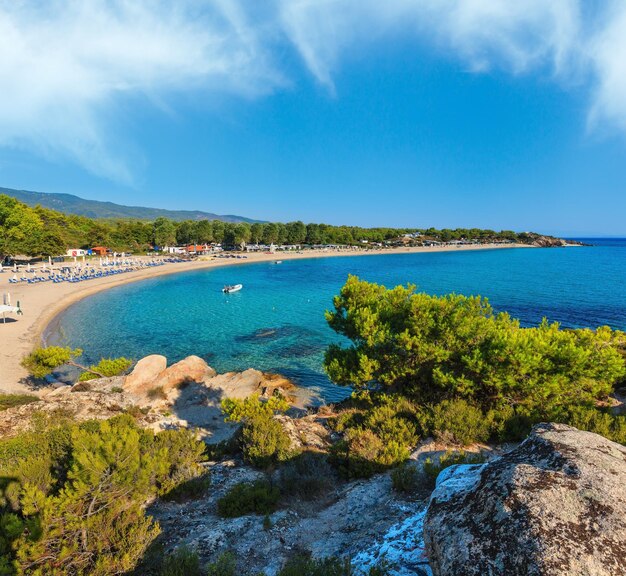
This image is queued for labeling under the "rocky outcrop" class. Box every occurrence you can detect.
[424,423,626,576]
[124,354,168,394]
[123,354,216,400]
[531,235,568,247]
[204,369,298,402]
[1,356,309,444]
[152,355,216,392]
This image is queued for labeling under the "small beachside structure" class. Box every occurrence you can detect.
[66,248,86,257]
[162,246,186,254]
[186,244,209,255]
[91,246,109,256]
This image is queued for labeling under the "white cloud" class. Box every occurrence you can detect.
[587,2,626,133]
[277,0,583,90]
[0,0,283,183]
[1,0,626,182]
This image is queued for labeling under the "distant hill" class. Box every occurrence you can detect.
[0,187,261,223]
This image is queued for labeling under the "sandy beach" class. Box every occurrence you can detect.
[0,243,529,392]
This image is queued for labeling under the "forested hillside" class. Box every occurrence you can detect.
[0,193,553,258]
[0,187,259,223]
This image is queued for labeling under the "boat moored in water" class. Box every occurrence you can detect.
[222,284,243,293]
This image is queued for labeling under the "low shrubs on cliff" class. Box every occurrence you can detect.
[159,549,238,576]
[391,462,421,495]
[21,345,132,382]
[278,554,391,576]
[0,394,39,412]
[0,414,207,575]
[329,393,421,478]
[160,546,202,576]
[222,395,292,468]
[429,399,491,445]
[217,479,280,518]
[423,450,486,488]
[557,405,626,445]
[278,554,353,576]
[206,551,238,576]
[77,356,133,381]
[278,451,335,499]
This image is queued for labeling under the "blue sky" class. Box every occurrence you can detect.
[1,1,626,236]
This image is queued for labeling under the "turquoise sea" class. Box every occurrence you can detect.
[46,239,626,401]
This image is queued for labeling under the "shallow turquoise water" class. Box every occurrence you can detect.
[47,240,626,401]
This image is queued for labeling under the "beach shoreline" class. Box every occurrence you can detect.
[0,243,530,392]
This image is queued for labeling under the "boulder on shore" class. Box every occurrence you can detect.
[152,355,216,392]
[124,354,168,394]
[424,423,626,576]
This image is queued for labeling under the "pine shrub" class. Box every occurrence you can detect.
[216,480,280,518]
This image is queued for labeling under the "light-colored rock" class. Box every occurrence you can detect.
[204,368,266,398]
[152,355,216,393]
[124,354,167,394]
[424,423,626,576]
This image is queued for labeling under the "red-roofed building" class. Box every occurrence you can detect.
[186,244,210,254]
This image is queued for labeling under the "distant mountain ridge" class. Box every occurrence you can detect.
[0,187,261,223]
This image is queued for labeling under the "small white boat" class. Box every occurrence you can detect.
[273,260,282,264]
[222,284,243,293]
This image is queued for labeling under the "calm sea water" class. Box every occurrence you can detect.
[46,239,626,401]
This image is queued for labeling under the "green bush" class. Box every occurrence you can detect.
[423,450,486,488]
[77,356,133,381]
[241,415,292,468]
[558,405,626,444]
[391,462,420,495]
[222,395,292,468]
[161,474,211,503]
[0,414,208,575]
[429,399,491,445]
[0,395,39,412]
[278,554,352,576]
[330,427,385,479]
[362,395,419,447]
[21,346,82,378]
[153,428,208,497]
[324,276,626,416]
[222,394,290,422]
[160,546,201,576]
[278,452,335,500]
[329,393,422,479]
[278,554,391,576]
[206,551,237,576]
[217,480,280,518]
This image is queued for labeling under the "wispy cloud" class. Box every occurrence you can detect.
[0,0,283,183]
[0,0,626,182]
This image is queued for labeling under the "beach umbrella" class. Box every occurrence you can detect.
[0,301,21,323]
[12,264,17,273]
[27,263,31,272]
[48,256,52,266]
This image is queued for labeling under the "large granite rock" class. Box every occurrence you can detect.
[424,423,626,576]
[152,355,216,392]
[124,354,167,394]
